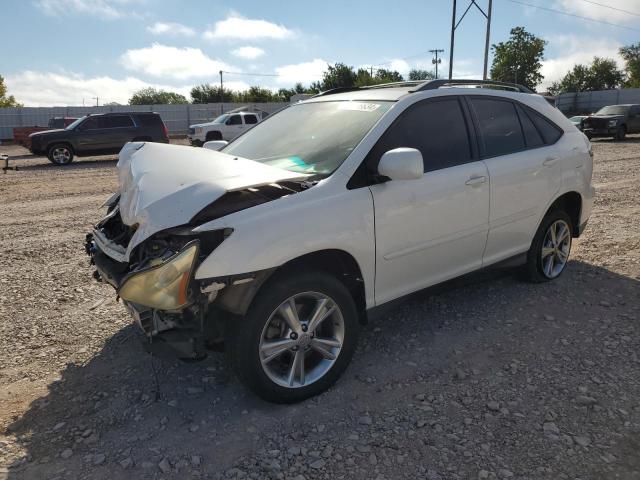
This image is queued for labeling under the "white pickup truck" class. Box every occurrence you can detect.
[188,111,261,146]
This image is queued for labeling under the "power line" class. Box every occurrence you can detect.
[506,0,640,32]
[576,0,640,17]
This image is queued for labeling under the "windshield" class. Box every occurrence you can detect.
[211,114,229,124]
[66,116,87,130]
[221,101,392,175]
[595,106,628,116]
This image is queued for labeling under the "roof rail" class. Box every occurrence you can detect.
[413,79,534,94]
[312,86,362,98]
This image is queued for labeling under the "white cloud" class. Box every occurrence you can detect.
[555,0,639,25]
[204,14,295,41]
[34,0,136,19]
[231,46,266,60]
[147,22,195,37]
[274,58,328,86]
[4,70,193,106]
[540,34,624,90]
[120,43,233,80]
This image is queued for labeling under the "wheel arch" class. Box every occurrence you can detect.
[215,249,368,325]
[544,191,582,237]
[46,140,75,154]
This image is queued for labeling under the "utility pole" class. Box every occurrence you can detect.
[449,0,456,79]
[429,49,444,79]
[448,0,493,80]
[482,0,493,80]
[219,70,224,114]
[92,97,99,107]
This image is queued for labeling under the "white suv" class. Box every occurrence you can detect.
[87,80,595,403]
[187,111,260,146]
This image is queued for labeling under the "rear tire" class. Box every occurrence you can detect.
[614,125,626,141]
[47,143,74,165]
[226,270,359,403]
[524,210,573,283]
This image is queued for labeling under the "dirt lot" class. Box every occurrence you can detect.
[0,137,639,480]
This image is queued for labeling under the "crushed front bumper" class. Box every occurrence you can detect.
[85,233,208,359]
[583,127,617,137]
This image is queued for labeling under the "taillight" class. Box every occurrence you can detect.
[162,124,169,139]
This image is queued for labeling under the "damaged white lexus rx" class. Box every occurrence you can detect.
[87,80,595,403]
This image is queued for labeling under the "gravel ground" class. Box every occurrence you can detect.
[0,136,639,480]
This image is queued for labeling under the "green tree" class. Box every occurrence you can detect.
[408,69,436,81]
[620,42,640,87]
[190,84,235,103]
[236,86,279,103]
[548,57,624,95]
[129,87,188,105]
[312,63,357,91]
[490,27,546,91]
[0,75,22,107]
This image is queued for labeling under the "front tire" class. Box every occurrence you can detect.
[227,270,359,403]
[524,210,573,283]
[47,143,74,165]
[205,131,222,142]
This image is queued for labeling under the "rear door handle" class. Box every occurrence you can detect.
[543,156,558,167]
[465,175,487,186]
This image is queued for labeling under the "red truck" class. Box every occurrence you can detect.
[13,117,78,149]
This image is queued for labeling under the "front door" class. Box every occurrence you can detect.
[224,114,244,140]
[368,97,490,305]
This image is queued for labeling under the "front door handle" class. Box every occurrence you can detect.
[465,175,487,186]
[543,156,558,167]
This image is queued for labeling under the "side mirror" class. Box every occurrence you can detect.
[377,148,423,181]
[203,140,228,151]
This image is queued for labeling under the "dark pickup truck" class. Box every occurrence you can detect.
[582,104,640,141]
[29,112,169,165]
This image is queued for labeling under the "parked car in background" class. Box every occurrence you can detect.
[13,117,78,148]
[568,115,587,131]
[188,111,261,146]
[29,112,169,165]
[582,104,640,140]
[87,79,594,403]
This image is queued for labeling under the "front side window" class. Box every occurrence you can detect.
[470,98,525,157]
[222,101,391,175]
[227,115,242,125]
[366,98,472,173]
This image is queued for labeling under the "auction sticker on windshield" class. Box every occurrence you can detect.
[338,102,382,112]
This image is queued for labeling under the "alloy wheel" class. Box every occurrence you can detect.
[259,292,345,388]
[52,147,71,164]
[541,219,571,279]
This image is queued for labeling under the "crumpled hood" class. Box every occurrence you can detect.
[117,141,307,258]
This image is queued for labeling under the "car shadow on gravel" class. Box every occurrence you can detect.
[4,260,639,479]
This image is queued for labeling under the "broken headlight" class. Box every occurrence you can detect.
[118,242,199,310]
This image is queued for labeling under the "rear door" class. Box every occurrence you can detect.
[468,96,564,265]
[99,115,136,151]
[368,97,490,304]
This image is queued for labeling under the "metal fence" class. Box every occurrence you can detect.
[556,88,640,115]
[0,102,289,140]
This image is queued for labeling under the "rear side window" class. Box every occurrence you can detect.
[366,98,472,173]
[244,114,258,124]
[100,115,134,128]
[470,98,525,157]
[516,105,544,148]
[526,107,563,144]
[227,115,242,125]
[135,113,163,127]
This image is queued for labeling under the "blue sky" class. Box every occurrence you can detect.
[3,0,638,105]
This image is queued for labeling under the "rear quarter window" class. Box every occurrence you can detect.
[134,114,164,127]
[526,107,563,144]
